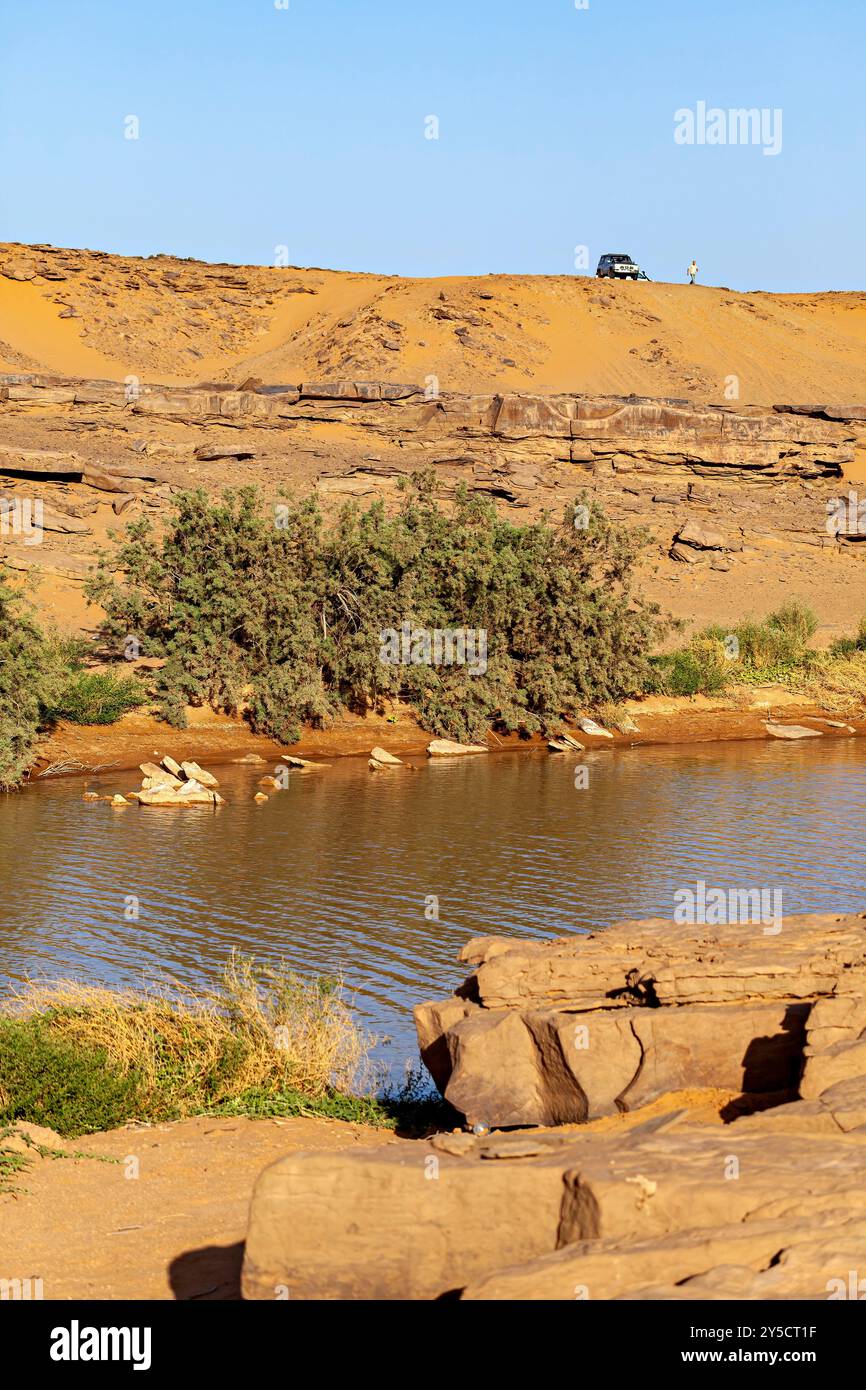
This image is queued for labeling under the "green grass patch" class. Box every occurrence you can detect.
[0,1018,140,1135]
[649,601,823,697]
[47,671,145,725]
[0,955,429,1138]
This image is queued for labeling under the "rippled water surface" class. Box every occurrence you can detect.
[2,739,865,1068]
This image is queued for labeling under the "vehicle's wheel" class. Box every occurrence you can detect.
[632,274,638,280]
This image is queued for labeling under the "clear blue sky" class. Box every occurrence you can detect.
[1,0,863,290]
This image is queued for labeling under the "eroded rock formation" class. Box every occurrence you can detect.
[415,912,866,1128]
[1,371,863,616]
[242,913,866,1302]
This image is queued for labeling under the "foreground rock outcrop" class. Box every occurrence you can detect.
[242,912,866,1301]
[414,913,866,1128]
[243,1094,866,1301]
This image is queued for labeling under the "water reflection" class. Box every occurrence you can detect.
[1,739,865,1066]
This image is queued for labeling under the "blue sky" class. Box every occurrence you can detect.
[1,0,863,290]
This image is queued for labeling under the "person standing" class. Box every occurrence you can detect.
[687,259,699,284]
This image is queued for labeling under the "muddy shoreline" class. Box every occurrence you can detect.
[27,687,865,784]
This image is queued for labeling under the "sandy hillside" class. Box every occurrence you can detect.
[2,242,866,404]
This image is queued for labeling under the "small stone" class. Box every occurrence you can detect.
[764,723,823,740]
[576,717,614,739]
[427,739,488,757]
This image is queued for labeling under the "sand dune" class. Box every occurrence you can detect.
[2,242,865,403]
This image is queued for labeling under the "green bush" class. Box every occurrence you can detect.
[0,569,149,787]
[732,600,817,670]
[651,636,730,697]
[0,579,70,791]
[830,617,866,658]
[47,671,145,725]
[651,601,819,697]
[87,478,668,743]
[0,956,453,1137]
[0,1018,140,1136]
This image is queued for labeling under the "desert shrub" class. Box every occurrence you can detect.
[650,601,819,697]
[731,600,817,670]
[801,650,866,711]
[830,617,866,659]
[0,1018,139,1135]
[0,578,71,791]
[46,671,145,725]
[87,478,668,743]
[1,953,374,1134]
[0,572,145,787]
[650,635,730,697]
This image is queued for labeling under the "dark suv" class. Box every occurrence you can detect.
[596,253,640,280]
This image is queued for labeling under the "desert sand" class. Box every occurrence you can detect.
[3,242,866,403]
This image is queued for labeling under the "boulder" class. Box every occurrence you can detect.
[137,780,223,807]
[675,519,728,550]
[465,1212,866,1301]
[242,1115,866,1301]
[800,1037,866,1100]
[415,913,866,1127]
[194,444,256,461]
[426,739,488,757]
[242,1140,571,1301]
[139,762,182,788]
[575,717,613,739]
[179,760,219,787]
[369,746,404,766]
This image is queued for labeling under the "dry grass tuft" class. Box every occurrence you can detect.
[800,651,866,713]
[6,952,372,1119]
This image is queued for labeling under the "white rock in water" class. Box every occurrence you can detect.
[180,760,219,787]
[426,739,488,757]
[576,717,614,739]
[138,779,222,806]
[370,746,404,766]
[139,761,182,787]
[764,723,823,740]
[561,733,586,749]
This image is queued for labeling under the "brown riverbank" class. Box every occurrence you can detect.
[27,686,866,784]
